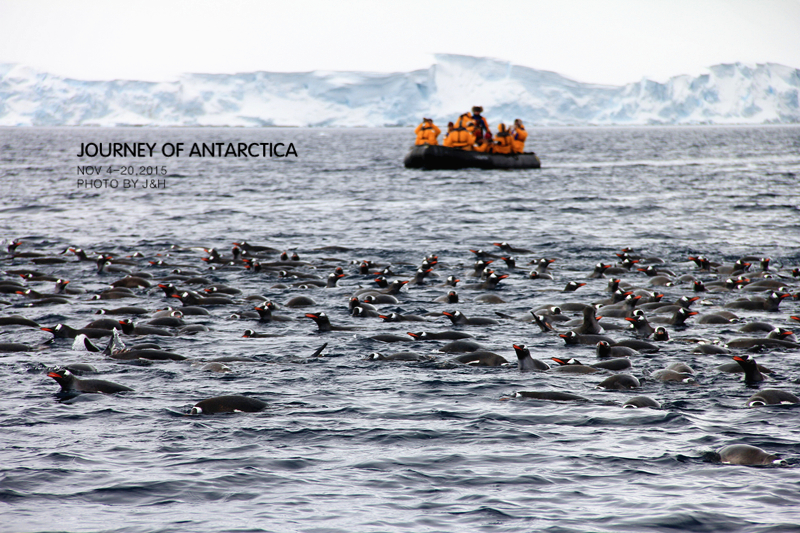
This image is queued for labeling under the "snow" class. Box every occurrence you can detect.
[0,54,798,127]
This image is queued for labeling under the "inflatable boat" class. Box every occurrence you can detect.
[403,144,541,170]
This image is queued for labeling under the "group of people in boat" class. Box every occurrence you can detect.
[414,106,527,154]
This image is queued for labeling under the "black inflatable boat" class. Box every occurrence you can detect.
[403,144,541,170]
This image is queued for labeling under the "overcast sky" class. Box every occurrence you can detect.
[1,0,798,86]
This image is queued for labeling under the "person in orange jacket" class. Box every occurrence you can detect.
[510,119,527,153]
[493,123,514,154]
[474,135,492,153]
[444,121,475,150]
[415,118,441,145]
[455,106,491,139]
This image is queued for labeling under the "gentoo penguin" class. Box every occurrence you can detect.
[717,444,784,466]
[724,292,790,312]
[558,331,614,346]
[732,354,765,384]
[493,242,533,254]
[47,368,132,394]
[622,396,661,409]
[550,357,602,374]
[512,344,550,371]
[597,374,641,390]
[745,389,800,407]
[433,290,459,303]
[189,395,267,415]
[407,331,473,341]
[379,312,426,322]
[442,310,499,326]
[513,391,588,402]
[437,340,485,353]
[572,306,603,335]
[304,312,358,332]
[284,296,317,308]
[452,351,508,366]
[367,352,431,362]
[41,324,114,339]
[596,341,637,359]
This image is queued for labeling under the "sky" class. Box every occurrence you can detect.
[0,0,799,86]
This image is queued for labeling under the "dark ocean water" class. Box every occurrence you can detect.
[1,125,800,533]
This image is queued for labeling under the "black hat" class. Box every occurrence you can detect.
[472,106,483,114]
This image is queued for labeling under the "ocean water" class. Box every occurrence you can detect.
[1,125,800,533]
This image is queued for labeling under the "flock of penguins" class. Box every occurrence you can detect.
[2,237,800,468]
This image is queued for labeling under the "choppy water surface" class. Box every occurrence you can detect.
[1,125,800,533]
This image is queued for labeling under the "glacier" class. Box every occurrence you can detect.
[0,54,798,127]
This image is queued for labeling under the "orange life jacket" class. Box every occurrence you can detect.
[415,122,441,145]
[445,127,475,150]
[511,125,527,153]
[493,124,514,154]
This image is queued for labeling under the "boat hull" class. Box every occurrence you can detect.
[403,144,541,170]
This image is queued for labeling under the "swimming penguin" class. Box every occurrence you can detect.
[622,396,661,409]
[452,351,508,366]
[407,331,474,341]
[304,312,359,332]
[558,331,614,346]
[745,389,800,407]
[512,344,550,371]
[550,357,601,374]
[442,310,499,326]
[284,296,317,308]
[189,395,267,415]
[725,292,790,312]
[47,367,132,394]
[367,352,432,362]
[717,444,784,466]
[732,355,765,384]
[513,391,589,402]
[438,340,485,353]
[596,341,637,359]
[597,374,641,390]
[493,242,533,254]
[433,290,459,303]
[41,324,114,339]
[572,306,603,335]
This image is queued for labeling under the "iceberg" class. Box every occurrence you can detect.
[1,54,798,127]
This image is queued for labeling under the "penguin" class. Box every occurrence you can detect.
[625,315,655,338]
[558,331,615,346]
[367,352,432,362]
[117,319,174,337]
[597,374,641,390]
[572,306,603,335]
[433,290,459,304]
[284,296,317,308]
[732,354,765,384]
[550,357,601,374]
[596,341,637,359]
[242,329,283,338]
[493,242,533,254]
[379,312,426,322]
[189,395,267,415]
[513,391,588,402]
[725,292,790,312]
[512,344,550,371]
[746,389,800,407]
[304,312,359,332]
[452,351,508,366]
[442,310,499,326]
[438,340,485,353]
[41,324,114,339]
[622,396,661,409]
[407,331,473,341]
[47,368,132,394]
[717,444,783,466]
